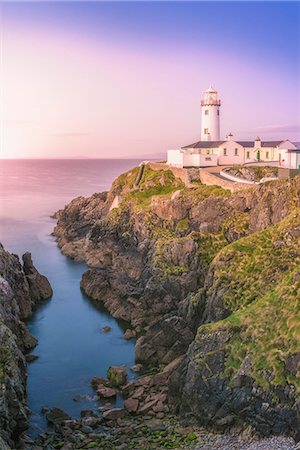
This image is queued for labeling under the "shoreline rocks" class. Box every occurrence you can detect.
[107,366,127,387]
[0,243,53,448]
[52,166,300,441]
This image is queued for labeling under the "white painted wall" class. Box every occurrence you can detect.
[182,153,201,167]
[201,104,220,141]
[217,141,245,166]
[167,149,184,168]
[283,151,300,169]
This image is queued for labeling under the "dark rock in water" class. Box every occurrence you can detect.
[123,328,135,340]
[22,252,53,302]
[102,408,125,421]
[25,354,39,363]
[101,325,111,333]
[45,407,70,424]
[107,366,127,386]
[72,394,92,402]
[97,385,117,399]
[91,375,110,388]
[80,409,99,418]
[40,407,50,414]
[130,363,142,373]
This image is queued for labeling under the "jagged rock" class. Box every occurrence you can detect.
[45,407,70,424]
[135,316,194,366]
[130,363,142,373]
[124,398,139,413]
[123,329,135,340]
[0,318,27,442]
[53,166,300,439]
[138,399,158,415]
[0,244,53,447]
[97,385,117,399]
[91,375,110,388]
[25,354,39,362]
[102,408,125,420]
[22,252,53,302]
[107,366,127,386]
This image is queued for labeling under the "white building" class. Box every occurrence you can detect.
[167,87,300,169]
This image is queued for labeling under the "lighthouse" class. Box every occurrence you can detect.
[201,86,221,141]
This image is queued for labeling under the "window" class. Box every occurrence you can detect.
[204,128,209,134]
[266,151,269,159]
[246,151,250,159]
[234,148,238,156]
[205,157,212,161]
[206,149,210,155]
[223,148,227,156]
[205,110,209,115]
[217,110,220,115]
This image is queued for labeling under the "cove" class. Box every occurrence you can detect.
[0,159,141,437]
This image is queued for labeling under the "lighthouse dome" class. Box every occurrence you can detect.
[205,85,217,93]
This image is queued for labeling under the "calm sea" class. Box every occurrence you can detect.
[0,159,142,436]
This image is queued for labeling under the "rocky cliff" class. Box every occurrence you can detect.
[54,164,300,439]
[0,244,52,447]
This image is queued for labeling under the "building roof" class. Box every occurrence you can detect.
[287,149,300,153]
[182,140,225,149]
[182,140,285,149]
[236,141,284,148]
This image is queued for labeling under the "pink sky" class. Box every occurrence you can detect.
[1,3,299,159]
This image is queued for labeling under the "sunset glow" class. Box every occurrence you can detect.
[1,1,299,159]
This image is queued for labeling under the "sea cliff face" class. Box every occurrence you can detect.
[54,164,300,439]
[0,244,52,447]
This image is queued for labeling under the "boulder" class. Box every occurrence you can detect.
[124,398,139,413]
[138,399,158,415]
[130,363,142,373]
[25,354,39,363]
[102,408,125,421]
[123,329,135,340]
[45,407,70,424]
[107,366,127,386]
[97,385,117,399]
[91,376,110,388]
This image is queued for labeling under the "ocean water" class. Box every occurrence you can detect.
[0,159,142,436]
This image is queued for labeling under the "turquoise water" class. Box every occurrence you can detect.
[0,159,142,435]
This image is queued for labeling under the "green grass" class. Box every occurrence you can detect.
[196,208,300,393]
[180,184,231,205]
[207,209,300,312]
[222,270,300,392]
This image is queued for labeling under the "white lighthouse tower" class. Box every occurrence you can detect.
[201,86,221,141]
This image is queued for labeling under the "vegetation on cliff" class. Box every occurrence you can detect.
[54,164,300,438]
[197,207,300,393]
[224,165,279,182]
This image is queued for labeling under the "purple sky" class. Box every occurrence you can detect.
[1,1,300,159]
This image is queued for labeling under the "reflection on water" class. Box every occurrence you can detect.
[0,159,142,435]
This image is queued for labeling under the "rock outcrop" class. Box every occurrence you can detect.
[0,244,52,447]
[53,163,300,439]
